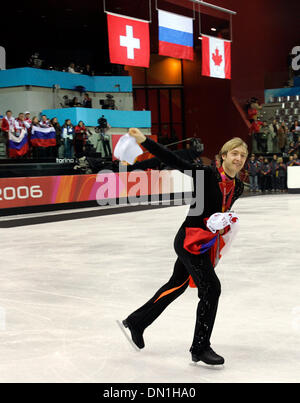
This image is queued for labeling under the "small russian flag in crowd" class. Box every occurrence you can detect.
[9,130,29,157]
[201,35,231,79]
[31,125,56,148]
[158,10,194,60]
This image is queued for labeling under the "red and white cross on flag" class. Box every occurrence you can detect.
[201,35,231,79]
[107,12,150,68]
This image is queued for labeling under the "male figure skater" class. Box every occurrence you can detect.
[122,128,248,365]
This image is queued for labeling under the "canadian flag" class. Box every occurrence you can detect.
[107,12,150,68]
[202,35,231,79]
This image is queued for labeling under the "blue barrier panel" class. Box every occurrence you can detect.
[42,108,151,128]
[294,77,300,87]
[0,68,132,92]
[265,86,300,103]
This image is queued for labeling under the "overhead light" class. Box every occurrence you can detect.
[198,36,202,40]
[211,27,217,31]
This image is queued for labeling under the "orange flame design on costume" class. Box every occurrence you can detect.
[154,277,190,303]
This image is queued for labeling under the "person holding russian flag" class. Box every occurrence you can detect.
[121,128,248,366]
[9,113,29,158]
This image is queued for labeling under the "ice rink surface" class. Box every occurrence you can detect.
[1,194,300,383]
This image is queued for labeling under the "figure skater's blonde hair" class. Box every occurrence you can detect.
[219,137,248,160]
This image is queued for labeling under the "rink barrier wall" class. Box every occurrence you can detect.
[0,170,193,210]
[287,166,300,193]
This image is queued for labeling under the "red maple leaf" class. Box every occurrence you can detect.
[212,48,222,66]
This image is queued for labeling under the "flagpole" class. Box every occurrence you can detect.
[103,0,152,23]
[156,0,196,20]
[189,0,237,16]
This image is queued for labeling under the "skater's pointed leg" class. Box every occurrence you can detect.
[122,319,145,349]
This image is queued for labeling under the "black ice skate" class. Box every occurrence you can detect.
[122,319,145,349]
[191,347,224,365]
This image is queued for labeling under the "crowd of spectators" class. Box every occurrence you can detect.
[244,96,300,193]
[247,97,300,155]
[27,53,96,76]
[0,109,111,160]
[27,52,126,76]
[245,153,300,193]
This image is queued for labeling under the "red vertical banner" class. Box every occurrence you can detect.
[107,12,150,68]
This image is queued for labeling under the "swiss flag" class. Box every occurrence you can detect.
[202,35,231,79]
[107,12,150,68]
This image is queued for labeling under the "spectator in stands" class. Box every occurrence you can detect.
[4,110,15,134]
[61,119,75,158]
[10,113,30,159]
[260,121,272,153]
[246,154,259,192]
[270,154,279,192]
[286,155,295,167]
[269,119,279,153]
[15,113,27,129]
[30,116,40,159]
[257,155,264,191]
[82,64,93,76]
[0,115,9,158]
[293,136,300,155]
[277,121,288,153]
[260,157,271,193]
[70,97,82,107]
[82,93,92,108]
[287,141,298,157]
[68,62,79,74]
[292,153,300,165]
[24,111,32,125]
[39,115,52,128]
[31,116,53,159]
[74,120,90,158]
[247,97,262,123]
[31,116,40,126]
[277,157,287,192]
[290,120,300,143]
[0,113,9,157]
[50,117,62,158]
[249,119,263,153]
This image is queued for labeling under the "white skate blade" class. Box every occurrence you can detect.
[116,320,140,352]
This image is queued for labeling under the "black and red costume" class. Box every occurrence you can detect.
[125,138,244,356]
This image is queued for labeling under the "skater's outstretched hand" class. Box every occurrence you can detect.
[129,128,146,144]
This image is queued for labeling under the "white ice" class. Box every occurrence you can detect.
[0,194,300,383]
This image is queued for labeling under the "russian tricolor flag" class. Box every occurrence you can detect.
[158,10,194,61]
[31,126,56,148]
[9,130,29,158]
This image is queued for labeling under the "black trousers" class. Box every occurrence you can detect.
[261,174,271,191]
[126,227,221,353]
[74,140,84,158]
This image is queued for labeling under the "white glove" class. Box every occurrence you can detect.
[206,212,239,233]
[226,212,239,225]
[114,133,143,165]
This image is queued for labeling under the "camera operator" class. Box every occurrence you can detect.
[95,115,112,158]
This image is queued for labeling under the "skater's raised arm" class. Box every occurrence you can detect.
[128,128,198,173]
